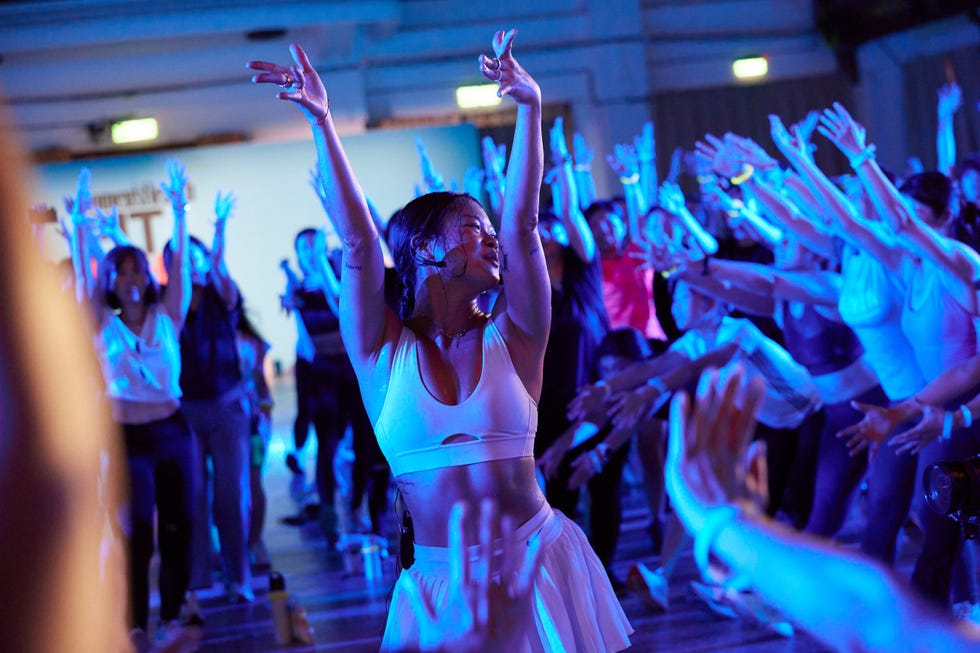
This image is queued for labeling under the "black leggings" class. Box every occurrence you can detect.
[293,357,314,451]
[121,410,196,630]
[544,441,630,571]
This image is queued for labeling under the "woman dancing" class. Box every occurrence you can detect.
[248,28,631,652]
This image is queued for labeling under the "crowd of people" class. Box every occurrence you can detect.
[14,26,980,653]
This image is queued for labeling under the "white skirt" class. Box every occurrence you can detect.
[381,502,633,652]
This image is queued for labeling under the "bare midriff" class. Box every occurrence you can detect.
[112,397,181,425]
[394,455,545,547]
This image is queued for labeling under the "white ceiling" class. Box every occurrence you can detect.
[0,0,828,159]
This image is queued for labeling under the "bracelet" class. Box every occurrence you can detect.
[961,405,974,429]
[648,377,667,396]
[574,163,592,172]
[942,410,954,440]
[848,144,877,169]
[619,173,640,185]
[693,504,752,591]
[729,164,754,186]
[696,175,715,185]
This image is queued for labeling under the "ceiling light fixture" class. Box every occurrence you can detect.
[111,118,158,144]
[455,84,503,109]
[732,56,768,80]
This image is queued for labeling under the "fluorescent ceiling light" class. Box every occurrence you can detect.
[732,57,768,80]
[455,84,502,109]
[111,118,158,144]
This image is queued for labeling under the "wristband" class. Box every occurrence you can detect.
[729,164,754,186]
[648,377,667,396]
[961,405,974,429]
[693,504,752,591]
[848,144,877,169]
[619,173,640,185]
[942,410,954,440]
[574,163,592,172]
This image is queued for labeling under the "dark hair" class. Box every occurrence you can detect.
[237,309,266,344]
[294,227,319,249]
[161,234,209,271]
[583,199,621,224]
[387,191,476,320]
[899,171,952,220]
[97,245,160,310]
[597,327,651,363]
[538,209,560,227]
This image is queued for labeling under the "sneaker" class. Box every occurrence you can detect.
[129,628,153,653]
[285,452,304,476]
[226,581,255,604]
[626,563,669,612]
[689,581,737,620]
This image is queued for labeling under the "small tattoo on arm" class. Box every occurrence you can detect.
[345,263,362,271]
[528,245,540,257]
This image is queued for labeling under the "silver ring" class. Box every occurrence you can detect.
[280,74,295,88]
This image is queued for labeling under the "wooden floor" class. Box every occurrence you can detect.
[166,381,843,652]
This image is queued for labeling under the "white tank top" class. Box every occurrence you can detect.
[96,305,182,403]
[838,246,925,401]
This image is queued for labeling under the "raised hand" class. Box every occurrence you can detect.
[725,133,779,170]
[606,143,639,178]
[463,165,485,200]
[549,116,571,166]
[160,159,188,210]
[694,134,740,178]
[816,103,867,160]
[401,500,542,653]
[214,190,237,224]
[768,114,808,162]
[482,135,506,179]
[937,82,963,119]
[478,28,540,106]
[658,181,687,216]
[573,132,593,168]
[634,121,656,164]
[248,43,329,124]
[415,136,446,192]
[665,366,767,535]
[64,167,94,218]
[567,383,610,423]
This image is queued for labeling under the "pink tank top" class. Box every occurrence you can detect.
[372,321,537,477]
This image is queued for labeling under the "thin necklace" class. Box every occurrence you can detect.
[430,310,490,346]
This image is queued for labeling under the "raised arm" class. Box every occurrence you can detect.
[606,143,648,245]
[819,103,980,311]
[210,190,241,309]
[249,44,390,367]
[549,117,595,262]
[936,82,961,177]
[572,131,597,209]
[160,159,191,328]
[481,135,507,220]
[479,29,549,346]
[636,121,658,208]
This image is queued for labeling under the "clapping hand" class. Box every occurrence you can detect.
[248,44,329,125]
[478,29,540,106]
